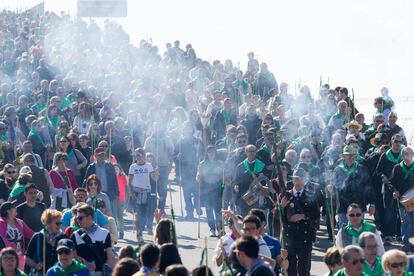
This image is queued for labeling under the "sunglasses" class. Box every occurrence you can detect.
[390,262,405,268]
[60,140,68,143]
[55,221,62,226]
[6,171,16,174]
[348,213,362,218]
[238,140,247,143]
[58,157,68,161]
[351,258,364,265]
[394,140,403,144]
[88,182,98,186]
[0,127,8,131]
[76,215,87,221]
[57,249,71,255]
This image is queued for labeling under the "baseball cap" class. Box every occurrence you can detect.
[56,239,75,251]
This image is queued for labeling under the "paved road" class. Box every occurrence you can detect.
[115,179,339,275]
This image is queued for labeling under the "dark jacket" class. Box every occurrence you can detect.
[334,161,374,213]
[30,165,51,207]
[285,188,320,245]
[84,162,119,200]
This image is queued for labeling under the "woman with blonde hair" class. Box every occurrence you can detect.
[25,209,66,274]
[382,249,413,276]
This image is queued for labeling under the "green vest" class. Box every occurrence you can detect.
[341,221,376,247]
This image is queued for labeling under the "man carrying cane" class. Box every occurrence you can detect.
[128,148,157,243]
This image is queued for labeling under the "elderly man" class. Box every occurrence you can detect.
[334,245,367,276]
[328,100,350,132]
[359,232,384,275]
[390,146,414,251]
[233,144,266,216]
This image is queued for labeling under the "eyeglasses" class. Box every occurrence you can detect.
[348,213,362,217]
[57,249,71,255]
[390,262,405,268]
[6,170,16,174]
[1,255,16,261]
[351,258,364,265]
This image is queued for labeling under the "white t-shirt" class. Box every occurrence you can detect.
[129,162,154,189]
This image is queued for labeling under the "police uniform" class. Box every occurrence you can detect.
[285,169,320,276]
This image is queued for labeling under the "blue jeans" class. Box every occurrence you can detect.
[399,207,414,248]
[134,199,150,233]
[157,166,170,210]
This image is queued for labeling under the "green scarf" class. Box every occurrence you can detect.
[386,149,402,164]
[400,161,414,180]
[261,144,271,154]
[9,181,25,198]
[221,109,233,125]
[29,129,45,146]
[0,269,25,276]
[52,259,87,275]
[338,160,358,177]
[48,115,59,129]
[334,111,350,123]
[363,257,384,276]
[242,159,265,174]
[344,220,374,240]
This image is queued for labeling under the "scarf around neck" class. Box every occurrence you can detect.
[344,220,374,240]
[242,159,265,174]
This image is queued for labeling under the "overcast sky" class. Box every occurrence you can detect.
[3,0,414,100]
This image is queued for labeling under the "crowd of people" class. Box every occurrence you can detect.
[0,6,412,276]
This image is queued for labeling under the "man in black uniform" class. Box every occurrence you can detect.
[285,168,320,276]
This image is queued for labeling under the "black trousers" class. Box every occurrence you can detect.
[287,242,312,276]
[382,188,401,237]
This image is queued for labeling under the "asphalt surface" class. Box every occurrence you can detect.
[114,179,345,275]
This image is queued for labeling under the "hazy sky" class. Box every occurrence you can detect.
[3,0,414,100]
